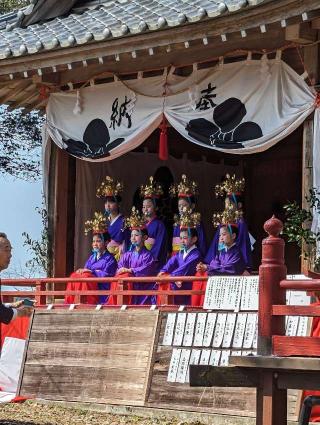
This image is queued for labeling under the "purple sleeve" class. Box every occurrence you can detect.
[117,253,127,270]
[91,256,118,278]
[160,255,179,274]
[84,255,93,270]
[131,254,156,277]
[208,251,245,275]
[237,219,253,269]
[170,253,200,277]
[204,226,220,264]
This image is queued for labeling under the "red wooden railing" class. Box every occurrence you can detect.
[258,215,320,357]
[0,275,208,307]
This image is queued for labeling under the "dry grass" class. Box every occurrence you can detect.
[0,401,201,425]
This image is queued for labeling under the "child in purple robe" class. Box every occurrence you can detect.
[158,209,202,306]
[96,176,129,260]
[108,207,157,305]
[141,176,168,271]
[170,175,207,257]
[65,214,117,305]
[205,174,252,270]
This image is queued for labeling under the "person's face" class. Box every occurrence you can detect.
[130,229,145,247]
[219,227,235,247]
[92,235,106,252]
[0,237,12,271]
[178,198,192,215]
[180,230,196,250]
[104,199,119,215]
[142,199,156,219]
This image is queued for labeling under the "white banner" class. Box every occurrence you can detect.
[45,58,317,161]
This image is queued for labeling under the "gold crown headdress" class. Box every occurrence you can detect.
[140,176,163,199]
[178,206,201,229]
[96,176,124,198]
[84,212,107,235]
[215,174,245,198]
[212,204,242,228]
[125,207,147,230]
[170,174,198,198]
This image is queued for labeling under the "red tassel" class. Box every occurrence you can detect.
[159,116,168,160]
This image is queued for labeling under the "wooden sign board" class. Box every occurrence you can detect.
[19,310,159,406]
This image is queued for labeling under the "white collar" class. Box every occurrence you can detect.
[182,244,197,259]
[110,214,121,225]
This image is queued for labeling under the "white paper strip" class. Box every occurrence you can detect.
[176,349,191,383]
[209,350,221,366]
[182,313,197,346]
[199,349,211,365]
[167,348,181,382]
[241,276,259,310]
[173,313,187,346]
[193,313,207,346]
[162,313,176,346]
[185,349,202,383]
[220,350,230,366]
[286,316,299,336]
[243,313,257,349]
[203,313,217,347]
[233,313,248,348]
[212,313,227,348]
[222,313,237,348]
[297,316,309,337]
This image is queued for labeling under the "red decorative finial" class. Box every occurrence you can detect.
[263,215,283,237]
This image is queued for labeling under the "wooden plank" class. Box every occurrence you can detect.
[272,305,320,316]
[285,23,317,44]
[230,354,320,370]
[277,371,320,390]
[19,310,159,406]
[273,336,320,357]
[189,365,259,387]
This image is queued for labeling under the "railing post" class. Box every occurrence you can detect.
[258,216,287,356]
[35,280,46,306]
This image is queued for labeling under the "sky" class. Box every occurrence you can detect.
[0,175,43,278]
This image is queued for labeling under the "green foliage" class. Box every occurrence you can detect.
[0,0,28,14]
[283,188,320,270]
[0,105,44,181]
[22,202,52,277]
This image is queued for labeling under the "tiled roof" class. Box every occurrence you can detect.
[0,0,267,60]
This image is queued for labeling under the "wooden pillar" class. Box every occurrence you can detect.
[52,147,76,278]
[301,42,319,272]
[257,217,287,425]
[258,216,286,356]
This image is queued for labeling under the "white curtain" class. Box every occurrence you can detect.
[45,58,317,160]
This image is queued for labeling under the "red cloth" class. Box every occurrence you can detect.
[191,271,208,307]
[0,316,30,348]
[302,302,320,421]
[106,273,133,305]
[64,271,98,305]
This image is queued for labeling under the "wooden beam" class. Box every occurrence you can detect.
[189,365,259,387]
[0,0,319,76]
[0,80,31,104]
[273,336,320,356]
[8,88,38,110]
[285,22,318,44]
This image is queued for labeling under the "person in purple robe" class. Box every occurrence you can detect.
[158,210,202,306]
[65,213,117,305]
[170,174,207,257]
[197,224,246,276]
[96,176,130,260]
[205,174,252,270]
[141,176,168,271]
[108,207,157,305]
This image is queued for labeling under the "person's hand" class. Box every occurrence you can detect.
[16,306,33,318]
[10,300,24,308]
[196,262,207,273]
[117,267,131,274]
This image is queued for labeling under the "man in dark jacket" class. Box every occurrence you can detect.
[0,232,33,324]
